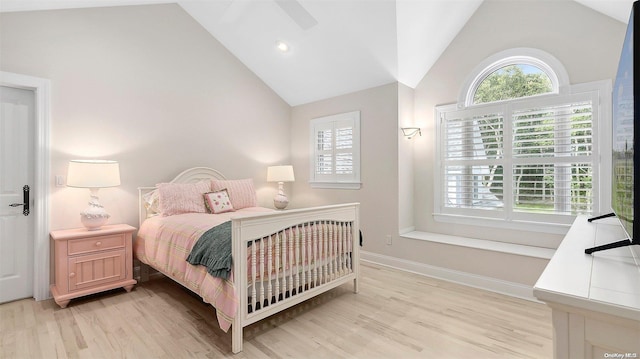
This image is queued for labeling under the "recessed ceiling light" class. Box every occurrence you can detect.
[276,41,290,53]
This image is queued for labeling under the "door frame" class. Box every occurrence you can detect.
[1,71,51,301]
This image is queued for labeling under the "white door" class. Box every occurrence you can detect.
[0,85,35,303]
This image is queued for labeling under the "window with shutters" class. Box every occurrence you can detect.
[309,111,361,189]
[435,50,611,233]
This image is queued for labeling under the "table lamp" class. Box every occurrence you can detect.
[67,159,120,230]
[267,165,295,209]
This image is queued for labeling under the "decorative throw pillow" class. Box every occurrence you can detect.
[211,178,257,209]
[204,189,235,214]
[156,180,211,216]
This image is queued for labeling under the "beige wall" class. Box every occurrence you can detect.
[0,4,291,230]
[290,83,399,254]
[398,82,415,233]
[403,0,626,285]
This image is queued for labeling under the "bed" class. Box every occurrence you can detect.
[134,167,360,353]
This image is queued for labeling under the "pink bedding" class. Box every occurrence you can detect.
[133,207,274,332]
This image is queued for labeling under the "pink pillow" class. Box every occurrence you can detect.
[204,189,235,214]
[156,180,211,216]
[211,178,257,209]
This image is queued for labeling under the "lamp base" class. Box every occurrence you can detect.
[80,189,110,230]
[273,193,289,210]
[81,212,109,231]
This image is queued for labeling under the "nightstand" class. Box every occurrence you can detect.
[50,224,137,308]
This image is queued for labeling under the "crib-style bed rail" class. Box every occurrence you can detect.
[231,203,360,353]
[136,167,359,354]
[245,220,354,313]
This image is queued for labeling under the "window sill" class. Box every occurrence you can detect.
[309,181,361,190]
[401,230,555,260]
[434,213,572,235]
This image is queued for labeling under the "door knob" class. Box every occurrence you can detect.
[8,185,30,216]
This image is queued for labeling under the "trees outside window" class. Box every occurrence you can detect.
[473,64,552,104]
[435,50,610,235]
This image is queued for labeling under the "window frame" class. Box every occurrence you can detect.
[436,73,611,238]
[309,110,361,189]
[458,48,571,108]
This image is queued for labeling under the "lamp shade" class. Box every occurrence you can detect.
[267,165,295,182]
[67,160,121,188]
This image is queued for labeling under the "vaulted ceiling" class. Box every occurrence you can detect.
[0,0,634,105]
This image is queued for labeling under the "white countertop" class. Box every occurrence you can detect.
[533,215,640,321]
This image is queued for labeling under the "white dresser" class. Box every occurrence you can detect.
[534,215,640,359]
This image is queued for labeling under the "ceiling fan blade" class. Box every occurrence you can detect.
[275,0,318,30]
[219,0,251,24]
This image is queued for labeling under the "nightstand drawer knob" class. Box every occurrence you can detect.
[95,241,102,247]
[69,272,76,278]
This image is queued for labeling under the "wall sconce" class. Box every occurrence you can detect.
[401,127,422,139]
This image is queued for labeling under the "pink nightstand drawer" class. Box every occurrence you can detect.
[68,234,124,256]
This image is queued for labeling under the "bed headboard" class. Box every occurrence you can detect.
[138,167,227,227]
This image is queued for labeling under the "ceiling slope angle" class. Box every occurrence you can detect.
[179,0,488,106]
[179,0,400,106]
[396,0,483,88]
[0,0,635,106]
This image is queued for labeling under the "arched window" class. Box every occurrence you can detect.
[435,48,610,240]
[459,48,570,108]
[472,64,553,104]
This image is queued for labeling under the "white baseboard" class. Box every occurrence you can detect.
[360,250,539,302]
[134,252,538,302]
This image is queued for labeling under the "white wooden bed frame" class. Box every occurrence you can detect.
[137,167,360,353]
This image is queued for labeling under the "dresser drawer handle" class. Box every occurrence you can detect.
[69,272,76,278]
[95,241,102,247]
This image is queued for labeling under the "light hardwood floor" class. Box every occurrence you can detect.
[0,262,552,358]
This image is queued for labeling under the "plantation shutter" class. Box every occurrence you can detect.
[315,122,334,177]
[335,123,354,174]
[441,105,506,212]
[310,111,360,188]
[511,93,595,215]
[439,92,596,217]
